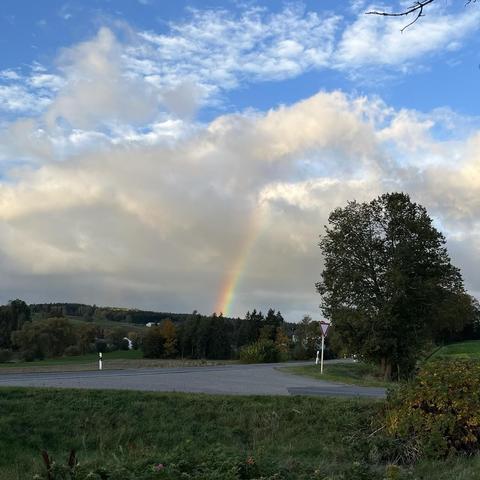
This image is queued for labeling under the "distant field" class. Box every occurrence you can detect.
[0,350,233,374]
[65,315,147,331]
[29,312,148,332]
[430,340,480,360]
[0,349,142,368]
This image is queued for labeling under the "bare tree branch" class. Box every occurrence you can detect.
[366,0,477,32]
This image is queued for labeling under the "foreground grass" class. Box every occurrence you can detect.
[431,340,480,360]
[0,388,378,479]
[1,388,479,479]
[280,362,391,388]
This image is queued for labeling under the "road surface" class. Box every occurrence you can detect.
[0,361,385,398]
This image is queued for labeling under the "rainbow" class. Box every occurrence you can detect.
[215,207,263,316]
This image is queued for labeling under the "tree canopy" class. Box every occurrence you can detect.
[316,192,475,379]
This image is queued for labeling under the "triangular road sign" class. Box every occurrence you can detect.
[320,322,330,336]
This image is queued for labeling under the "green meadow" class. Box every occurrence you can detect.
[430,340,480,360]
[282,340,480,389]
[1,388,480,480]
[0,349,143,368]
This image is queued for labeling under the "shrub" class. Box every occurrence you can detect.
[95,339,107,353]
[64,345,81,356]
[119,338,131,350]
[107,326,129,350]
[23,349,42,362]
[239,339,280,363]
[0,348,12,363]
[35,451,410,480]
[385,359,480,460]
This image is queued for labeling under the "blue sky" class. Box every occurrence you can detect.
[2,1,480,119]
[1,1,480,319]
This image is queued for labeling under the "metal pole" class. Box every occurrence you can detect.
[99,352,103,371]
[320,334,325,374]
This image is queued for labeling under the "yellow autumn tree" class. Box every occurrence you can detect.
[275,327,290,359]
[159,319,177,358]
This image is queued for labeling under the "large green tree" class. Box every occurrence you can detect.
[316,192,474,379]
[12,317,76,360]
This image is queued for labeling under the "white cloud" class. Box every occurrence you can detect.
[28,73,64,90]
[0,85,51,114]
[130,6,340,100]
[335,4,480,70]
[0,70,21,80]
[45,28,159,130]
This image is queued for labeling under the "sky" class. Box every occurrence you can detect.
[1,0,480,321]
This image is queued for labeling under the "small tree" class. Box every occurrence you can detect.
[141,326,164,358]
[106,327,128,351]
[274,327,290,360]
[317,192,472,379]
[77,323,98,354]
[158,319,177,357]
[292,316,323,360]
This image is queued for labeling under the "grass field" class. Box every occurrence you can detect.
[1,388,479,480]
[280,362,391,388]
[0,349,143,368]
[65,315,147,331]
[0,350,233,374]
[284,340,480,389]
[430,340,480,360]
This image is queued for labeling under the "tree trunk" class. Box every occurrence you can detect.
[380,357,392,381]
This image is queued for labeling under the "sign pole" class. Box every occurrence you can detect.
[320,334,325,374]
[99,352,103,371]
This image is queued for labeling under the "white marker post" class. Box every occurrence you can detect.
[320,322,330,374]
[98,352,103,371]
[315,350,320,365]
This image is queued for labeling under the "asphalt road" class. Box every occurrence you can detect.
[0,361,385,398]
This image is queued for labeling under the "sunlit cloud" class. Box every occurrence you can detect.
[335,4,480,71]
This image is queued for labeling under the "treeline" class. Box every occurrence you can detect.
[0,300,143,362]
[0,300,302,363]
[1,299,478,365]
[156,309,288,360]
[124,309,292,361]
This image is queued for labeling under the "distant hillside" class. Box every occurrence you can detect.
[29,303,235,325]
[29,302,295,335]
